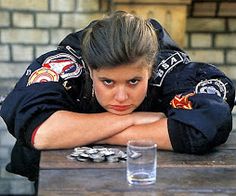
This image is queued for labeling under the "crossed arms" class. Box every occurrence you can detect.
[33,110,172,151]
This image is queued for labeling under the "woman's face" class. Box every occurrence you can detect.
[90,59,151,115]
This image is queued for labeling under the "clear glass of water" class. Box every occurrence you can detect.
[127,140,157,185]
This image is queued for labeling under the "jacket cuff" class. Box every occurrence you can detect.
[167,118,190,153]
[24,110,56,148]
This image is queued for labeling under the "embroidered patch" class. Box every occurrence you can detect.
[170,92,195,110]
[195,79,227,100]
[42,53,84,80]
[152,52,184,87]
[27,67,59,86]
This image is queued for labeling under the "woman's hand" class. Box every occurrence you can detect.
[96,112,167,145]
[96,117,172,150]
[131,112,166,126]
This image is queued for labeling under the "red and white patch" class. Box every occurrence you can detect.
[27,67,59,86]
[42,53,83,80]
[170,92,195,110]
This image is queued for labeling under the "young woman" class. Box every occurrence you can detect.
[1,11,235,181]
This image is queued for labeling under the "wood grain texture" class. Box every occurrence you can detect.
[38,131,236,195]
[38,168,236,195]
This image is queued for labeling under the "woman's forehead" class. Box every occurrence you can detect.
[94,58,150,71]
[93,61,150,76]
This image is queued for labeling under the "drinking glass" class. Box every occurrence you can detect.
[127,140,157,185]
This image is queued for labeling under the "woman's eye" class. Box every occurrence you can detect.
[129,79,139,85]
[103,80,113,86]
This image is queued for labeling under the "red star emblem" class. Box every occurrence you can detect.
[170,92,195,110]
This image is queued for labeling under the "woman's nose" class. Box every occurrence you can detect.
[114,87,128,102]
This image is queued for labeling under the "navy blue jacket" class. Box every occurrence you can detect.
[0,19,235,181]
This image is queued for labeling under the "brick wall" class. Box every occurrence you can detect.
[185,18,236,81]
[0,0,108,81]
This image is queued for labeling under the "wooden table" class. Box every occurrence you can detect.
[38,131,236,196]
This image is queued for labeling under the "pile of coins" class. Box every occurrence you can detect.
[67,146,127,163]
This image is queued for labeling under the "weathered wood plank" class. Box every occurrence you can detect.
[113,4,187,47]
[38,167,236,195]
[40,148,236,169]
[191,2,217,17]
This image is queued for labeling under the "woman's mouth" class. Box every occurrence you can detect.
[109,105,131,111]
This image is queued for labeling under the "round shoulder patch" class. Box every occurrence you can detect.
[42,53,84,80]
[27,67,59,86]
[195,79,227,100]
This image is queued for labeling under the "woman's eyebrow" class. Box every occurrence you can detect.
[98,76,143,80]
[128,76,143,80]
[98,76,112,80]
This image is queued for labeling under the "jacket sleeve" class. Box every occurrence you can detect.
[167,93,233,154]
[149,18,235,154]
[162,61,235,154]
[0,50,85,147]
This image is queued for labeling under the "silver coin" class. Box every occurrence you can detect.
[89,153,105,162]
[117,151,127,159]
[92,146,107,151]
[76,156,89,162]
[109,148,120,152]
[96,151,105,156]
[66,155,76,160]
[70,152,81,157]
[79,153,90,158]
[85,149,98,154]
[74,147,84,152]
[106,155,119,163]
[69,146,127,163]
[74,149,85,154]
[102,150,115,156]
[81,147,92,150]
